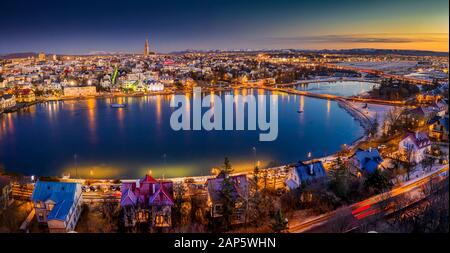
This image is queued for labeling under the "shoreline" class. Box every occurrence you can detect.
[2,83,391,183]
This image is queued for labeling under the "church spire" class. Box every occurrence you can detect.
[144,37,150,57]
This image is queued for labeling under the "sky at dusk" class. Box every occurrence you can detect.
[0,0,448,54]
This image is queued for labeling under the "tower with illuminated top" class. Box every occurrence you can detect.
[144,38,150,57]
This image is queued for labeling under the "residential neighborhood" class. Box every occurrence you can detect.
[0,0,449,237]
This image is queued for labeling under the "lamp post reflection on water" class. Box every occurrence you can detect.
[73,154,78,178]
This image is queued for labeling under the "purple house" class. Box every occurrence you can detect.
[207,173,248,224]
[120,174,174,228]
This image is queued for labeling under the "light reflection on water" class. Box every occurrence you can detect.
[0,88,364,179]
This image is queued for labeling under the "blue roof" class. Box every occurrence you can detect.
[31,181,79,221]
[295,161,327,184]
[440,117,449,132]
[353,148,383,174]
[47,200,74,221]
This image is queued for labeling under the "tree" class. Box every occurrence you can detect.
[271,209,288,233]
[252,166,260,193]
[364,169,393,195]
[323,208,354,233]
[221,157,233,175]
[403,145,415,181]
[173,182,187,227]
[328,157,351,201]
[368,113,379,137]
[219,158,236,230]
[247,166,272,226]
[420,156,434,173]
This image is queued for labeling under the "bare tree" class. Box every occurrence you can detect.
[325,208,355,233]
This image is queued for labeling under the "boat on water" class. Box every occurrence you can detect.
[111,103,127,108]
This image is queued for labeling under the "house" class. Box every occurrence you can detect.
[285,161,327,190]
[16,89,35,103]
[63,86,97,97]
[431,100,448,117]
[207,173,248,224]
[407,106,436,126]
[399,131,432,164]
[120,174,174,229]
[429,115,449,142]
[31,181,83,233]
[349,148,384,175]
[0,94,16,111]
[0,176,14,210]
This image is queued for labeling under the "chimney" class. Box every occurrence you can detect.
[309,164,314,175]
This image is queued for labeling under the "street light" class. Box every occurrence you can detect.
[252,147,257,167]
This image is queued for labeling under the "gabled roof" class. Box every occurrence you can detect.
[149,184,174,206]
[139,174,157,184]
[294,161,327,183]
[402,131,431,149]
[1,94,14,100]
[353,148,383,174]
[428,115,441,125]
[120,187,138,207]
[47,199,74,221]
[31,181,78,202]
[207,174,248,203]
[408,106,426,117]
[31,181,79,221]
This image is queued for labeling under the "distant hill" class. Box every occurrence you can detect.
[0,52,37,59]
[170,48,449,57]
[2,48,448,59]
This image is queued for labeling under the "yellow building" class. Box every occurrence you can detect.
[38,52,46,62]
[17,89,36,103]
[63,86,97,97]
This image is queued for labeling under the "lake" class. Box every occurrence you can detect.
[0,88,365,179]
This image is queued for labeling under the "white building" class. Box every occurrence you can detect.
[0,94,16,111]
[399,131,432,164]
[31,181,83,233]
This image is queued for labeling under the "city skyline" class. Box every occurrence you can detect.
[0,0,448,54]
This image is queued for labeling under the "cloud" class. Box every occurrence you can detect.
[263,33,448,44]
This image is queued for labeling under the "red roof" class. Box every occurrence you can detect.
[18,89,33,95]
[149,183,174,206]
[139,174,157,184]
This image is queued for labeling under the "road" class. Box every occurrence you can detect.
[288,164,449,233]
